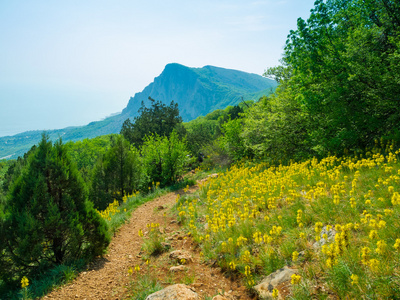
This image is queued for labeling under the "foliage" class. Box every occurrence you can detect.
[90,135,142,210]
[268,0,400,155]
[178,143,400,298]
[184,105,245,159]
[141,131,190,188]
[121,97,183,146]
[241,92,310,162]
[129,273,163,300]
[221,118,249,162]
[2,146,37,194]
[141,222,167,257]
[0,134,110,284]
[185,119,220,159]
[65,135,113,182]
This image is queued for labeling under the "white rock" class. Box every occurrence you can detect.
[145,284,199,300]
[253,266,298,299]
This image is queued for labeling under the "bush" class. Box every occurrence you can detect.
[141,131,190,188]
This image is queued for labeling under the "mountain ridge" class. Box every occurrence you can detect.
[0,63,277,160]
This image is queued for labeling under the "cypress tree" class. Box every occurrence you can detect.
[0,134,110,281]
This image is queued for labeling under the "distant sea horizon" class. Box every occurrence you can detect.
[0,110,122,139]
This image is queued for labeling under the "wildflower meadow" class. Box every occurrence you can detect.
[177,142,400,298]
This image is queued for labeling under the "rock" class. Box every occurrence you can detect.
[145,284,199,300]
[209,173,219,178]
[212,291,236,300]
[253,266,298,300]
[212,295,234,300]
[313,225,336,249]
[169,250,193,264]
[169,265,187,272]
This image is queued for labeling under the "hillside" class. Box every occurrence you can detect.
[0,64,276,160]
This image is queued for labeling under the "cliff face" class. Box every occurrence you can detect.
[122,63,277,121]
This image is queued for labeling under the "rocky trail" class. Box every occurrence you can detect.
[45,183,253,300]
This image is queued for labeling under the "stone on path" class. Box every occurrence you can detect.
[169,265,187,272]
[253,266,298,299]
[212,294,235,300]
[169,250,193,264]
[145,284,199,300]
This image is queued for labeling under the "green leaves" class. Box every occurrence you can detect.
[272,0,400,155]
[90,135,142,210]
[141,131,190,188]
[121,97,183,146]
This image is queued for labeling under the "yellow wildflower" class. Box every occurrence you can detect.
[350,274,358,285]
[291,274,301,285]
[369,259,380,273]
[375,240,387,255]
[369,230,378,240]
[272,288,279,298]
[245,265,251,277]
[393,239,400,250]
[292,251,299,262]
[21,276,29,288]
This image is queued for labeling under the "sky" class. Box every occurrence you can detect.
[0,0,316,137]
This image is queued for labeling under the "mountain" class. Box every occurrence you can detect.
[123,63,276,121]
[0,63,277,160]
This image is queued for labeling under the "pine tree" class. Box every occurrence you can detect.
[121,97,183,146]
[0,134,110,281]
[90,135,142,210]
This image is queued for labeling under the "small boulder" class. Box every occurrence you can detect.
[253,266,298,299]
[313,225,336,249]
[145,284,199,300]
[212,296,228,300]
[169,250,193,264]
[169,265,187,272]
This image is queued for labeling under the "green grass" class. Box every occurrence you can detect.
[129,273,163,300]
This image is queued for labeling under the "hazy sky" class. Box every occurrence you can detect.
[0,0,316,137]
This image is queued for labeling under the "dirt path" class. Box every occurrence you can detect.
[45,185,252,300]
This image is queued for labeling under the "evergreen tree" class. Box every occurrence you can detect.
[121,97,183,146]
[90,135,142,210]
[0,134,110,281]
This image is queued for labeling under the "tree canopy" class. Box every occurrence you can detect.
[264,0,400,156]
[121,97,183,146]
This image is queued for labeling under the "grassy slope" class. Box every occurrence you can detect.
[177,143,400,299]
